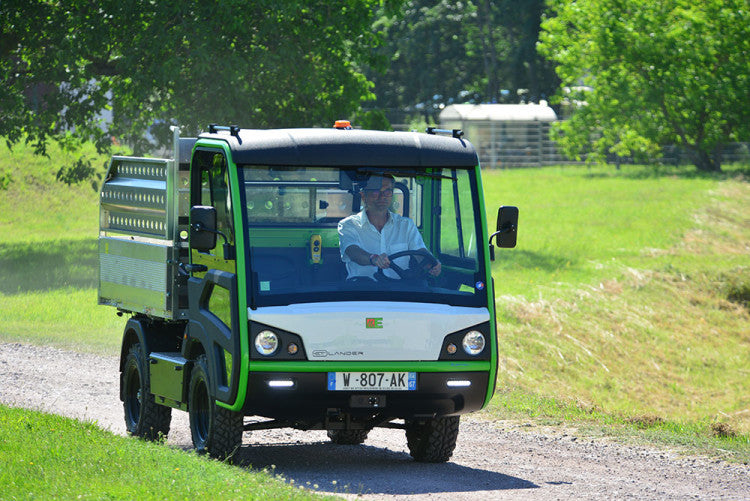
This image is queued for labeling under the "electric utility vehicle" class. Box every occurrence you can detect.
[98,123,518,462]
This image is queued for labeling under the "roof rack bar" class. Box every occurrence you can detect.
[208,124,241,137]
[426,127,464,139]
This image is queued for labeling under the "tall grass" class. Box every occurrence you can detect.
[482,164,750,455]
[0,139,107,243]
[0,405,327,500]
[0,140,123,352]
[485,165,721,297]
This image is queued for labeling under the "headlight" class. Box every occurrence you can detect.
[462,330,485,356]
[255,330,279,356]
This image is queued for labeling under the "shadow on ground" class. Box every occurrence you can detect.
[234,440,537,496]
[0,239,97,294]
[497,249,576,273]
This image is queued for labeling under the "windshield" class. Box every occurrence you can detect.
[238,165,487,308]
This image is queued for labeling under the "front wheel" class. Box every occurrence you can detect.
[405,416,459,463]
[121,343,171,440]
[188,355,244,460]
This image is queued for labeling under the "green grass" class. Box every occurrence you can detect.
[1,140,749,464]
[0,405,328,500]
[0,286,123,353]
[486,389,749,464]
[481,164,750,460]
[0,138,108,243]
[0,140,124,353]
[485,165,723,297]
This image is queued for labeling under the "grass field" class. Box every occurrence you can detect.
[481,165,749,460]
[0,141,123,353]
[0,405,329,500]
[1,139,748,478]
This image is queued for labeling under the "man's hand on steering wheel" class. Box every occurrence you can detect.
[369,253,391,270]
[373,249,441,281]
[426,260,442,276]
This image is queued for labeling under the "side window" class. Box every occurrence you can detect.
[195,150,234,246]
[439,170,477,262]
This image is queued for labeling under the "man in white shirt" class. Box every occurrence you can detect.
[338,174,441,281]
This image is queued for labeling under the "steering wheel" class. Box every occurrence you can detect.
[374,250,438,282]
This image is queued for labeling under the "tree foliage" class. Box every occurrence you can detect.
[370,0,558,124]
[1,0,388,158]
[539,0,750,171]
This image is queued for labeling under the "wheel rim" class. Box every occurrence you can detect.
[124,364,142,429]
[192,377,210,445]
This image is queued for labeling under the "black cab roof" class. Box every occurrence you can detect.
[197,128,478,167]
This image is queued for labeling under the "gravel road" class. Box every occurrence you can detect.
[1,342,748,500]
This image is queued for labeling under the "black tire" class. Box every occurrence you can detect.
[327,429,369,445]
[121,343,171,440]
[405,416,460,463]
[188,355,244,460]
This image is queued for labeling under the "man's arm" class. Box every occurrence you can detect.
[339,215,390,271]
[345,245,390,269]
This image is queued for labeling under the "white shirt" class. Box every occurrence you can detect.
[338,210,427,279]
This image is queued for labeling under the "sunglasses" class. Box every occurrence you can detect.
[364,188,394,197]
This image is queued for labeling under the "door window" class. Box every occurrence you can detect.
[193,149,234,248]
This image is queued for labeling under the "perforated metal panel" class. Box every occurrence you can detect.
[99,158,171,238]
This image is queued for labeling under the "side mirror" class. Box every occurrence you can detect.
[190,205,218,252]
[491,206,518,249]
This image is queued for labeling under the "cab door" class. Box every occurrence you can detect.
[187,148,241,404]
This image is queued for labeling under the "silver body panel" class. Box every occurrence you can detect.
[248,302,490,361]
[99,237,172,317]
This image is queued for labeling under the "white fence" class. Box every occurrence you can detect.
[395,121,750,168]
[463,121,565,168]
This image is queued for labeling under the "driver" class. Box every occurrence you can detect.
[338,174,441,281]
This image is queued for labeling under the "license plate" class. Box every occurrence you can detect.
[327,372,416,391]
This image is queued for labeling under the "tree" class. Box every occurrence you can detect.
[492,0,558,103]
[539,0,750,172]
[1,0,389,160]
[369,1,485,125]
[370,0,558,125]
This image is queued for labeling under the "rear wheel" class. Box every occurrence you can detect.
[121,343,171,440]
[327,429,369,445]
[405,416,460,463]
[188,355,244,460]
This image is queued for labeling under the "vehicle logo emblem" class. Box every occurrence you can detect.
[366,317,383,328]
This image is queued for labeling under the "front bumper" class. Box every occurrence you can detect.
[241,371,489,421]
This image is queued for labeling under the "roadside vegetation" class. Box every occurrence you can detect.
[0,405,329,500]
[1,141,748,475]
[0,140,123,353]
[483,164,749,462]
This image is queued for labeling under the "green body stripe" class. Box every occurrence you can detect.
[248,360,490,373]
[474,162,498,408]
[195,139,250,412]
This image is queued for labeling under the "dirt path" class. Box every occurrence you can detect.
[1,342,748,500]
